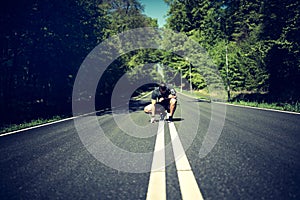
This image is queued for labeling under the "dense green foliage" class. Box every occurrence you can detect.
[165,0,300,102]
[0,0,156,127]
[1,0,299,128]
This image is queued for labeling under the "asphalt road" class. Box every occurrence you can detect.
[1,93,300,199]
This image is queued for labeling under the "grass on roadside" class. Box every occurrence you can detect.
[231,100,300,113]
[178,88,300,113]
[176,87,211,101]
[0,116,62,134]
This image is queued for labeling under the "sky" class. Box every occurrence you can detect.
[139,0,169,27]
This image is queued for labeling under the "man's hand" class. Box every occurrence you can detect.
[158,97,164,102]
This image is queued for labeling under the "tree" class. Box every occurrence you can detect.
[1,0,158,126]
[262,0,300,101]
[164,0,300,103]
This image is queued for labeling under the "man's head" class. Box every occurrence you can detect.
[159,83,167,94]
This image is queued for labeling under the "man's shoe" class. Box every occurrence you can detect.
[160,113,165,121]
[166,112,170,118]
[150,117,155,123]
[167,116,173,122]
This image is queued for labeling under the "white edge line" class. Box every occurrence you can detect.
[1,91,153,137]
[178,91,300,115]
[215,101,300,115]
[0,109,110,137]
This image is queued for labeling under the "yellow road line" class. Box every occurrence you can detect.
[146,121,166,200]
[168,122,204,200]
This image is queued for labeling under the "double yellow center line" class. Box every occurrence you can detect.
[146,121,204,200]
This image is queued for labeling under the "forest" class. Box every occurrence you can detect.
[1,0,299,128]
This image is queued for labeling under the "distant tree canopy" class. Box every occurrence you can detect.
[164,0,300,102]
[1,0,299,127]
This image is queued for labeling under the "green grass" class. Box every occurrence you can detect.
[178,88,300,113]
[0,116,62,134]
[176,87,211,101]
[231,101,300,113]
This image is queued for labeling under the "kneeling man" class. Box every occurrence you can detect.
[144,83,177,123]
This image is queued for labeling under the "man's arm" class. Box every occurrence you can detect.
[168,88,177,99]
[168,94,176,99]
[150,90,158,120]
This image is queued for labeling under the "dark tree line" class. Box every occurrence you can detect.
[0,0,156,127]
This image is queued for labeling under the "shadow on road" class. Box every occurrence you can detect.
[129,100,150,112]
[186,99,211,103]
[172,118,184,122]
